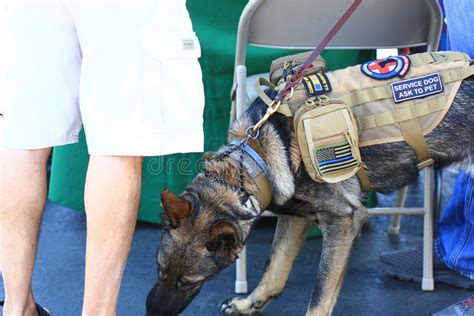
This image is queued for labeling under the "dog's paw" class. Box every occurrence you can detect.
[220,296,269,315]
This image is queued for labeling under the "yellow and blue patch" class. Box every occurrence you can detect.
[361,55,411,80]
[302,73,332,96]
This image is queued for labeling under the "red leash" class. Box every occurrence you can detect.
[274,0,363,102]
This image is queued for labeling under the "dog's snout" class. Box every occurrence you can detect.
[146,281,199,316]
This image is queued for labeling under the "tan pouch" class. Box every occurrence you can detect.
[269,51,327,85]
[294,98,361,183]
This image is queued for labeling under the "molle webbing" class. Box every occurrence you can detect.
[334,66,474,108]
[264,51,472,191]
[326,52,473,150]
[409,51,469,67]
[357,96,447,130]
[331,52,472,174]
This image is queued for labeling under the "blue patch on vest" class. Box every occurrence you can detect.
[391,73,444,103]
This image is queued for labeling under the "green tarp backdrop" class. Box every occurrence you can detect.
[48,0,375,223]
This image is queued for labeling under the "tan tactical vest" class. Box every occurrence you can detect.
[260,51,474,191]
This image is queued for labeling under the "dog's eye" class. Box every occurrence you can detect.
[158,269,168,281]
[177,280,201,291]
[157,262,168,281]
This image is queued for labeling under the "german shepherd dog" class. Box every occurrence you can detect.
[146,78,473,316]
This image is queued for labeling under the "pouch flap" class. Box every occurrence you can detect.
[310,108,355,139]
[295,101,361,183]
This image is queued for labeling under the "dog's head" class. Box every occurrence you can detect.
[146,161,259,315]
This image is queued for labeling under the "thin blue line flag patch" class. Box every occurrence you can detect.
[391,72,444,103]
[315,143,357,175]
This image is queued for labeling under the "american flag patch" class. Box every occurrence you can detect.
[315,143,358,175]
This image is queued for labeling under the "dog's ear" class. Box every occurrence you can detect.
[161,189,192,228]
[206,222,242,260]
[202,151,214,161]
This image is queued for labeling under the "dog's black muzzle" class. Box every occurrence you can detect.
[146,282,202,316]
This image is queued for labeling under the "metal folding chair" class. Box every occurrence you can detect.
[231,0,443,294]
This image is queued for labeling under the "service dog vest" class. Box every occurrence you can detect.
[257,51,474,192]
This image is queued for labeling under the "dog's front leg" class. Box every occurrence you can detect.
[221,215,312,315]
[306,209,366,316]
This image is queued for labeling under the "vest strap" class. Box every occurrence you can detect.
[396,101,433,169]
[349,85,392,106]
[255,77,293,117]
[357,165,373,192]
[441,65,474,83]
[254,77,276,107]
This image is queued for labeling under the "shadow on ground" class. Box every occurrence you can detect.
[0,171,472,315]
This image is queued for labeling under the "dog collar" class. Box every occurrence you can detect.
[229,140,273,210]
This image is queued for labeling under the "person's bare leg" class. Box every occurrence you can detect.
[0,147,51,316]
[82,156,143,316]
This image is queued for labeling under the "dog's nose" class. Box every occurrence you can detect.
[146,283,189,316]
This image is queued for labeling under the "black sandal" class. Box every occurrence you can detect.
[0,300,50,315]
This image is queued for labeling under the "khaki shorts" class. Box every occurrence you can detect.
[0,0,204,156]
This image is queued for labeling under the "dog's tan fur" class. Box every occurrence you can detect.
[221,216,312,314]
[147,79,473,316]
[229,115,295,205]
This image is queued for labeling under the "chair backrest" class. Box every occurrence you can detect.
[235,0,443,67]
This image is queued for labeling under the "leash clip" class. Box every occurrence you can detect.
[244,126,260,145]
[252,100,282,134]
[285,87,295,100]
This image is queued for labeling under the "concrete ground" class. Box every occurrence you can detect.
[1,171,472,315]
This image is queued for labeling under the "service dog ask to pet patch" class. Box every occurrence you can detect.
[146,51,473,315]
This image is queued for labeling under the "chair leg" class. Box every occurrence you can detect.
[235,245,248,294]
[235,65,248,121]
[388,186,408,235]
[422,168,435,291]
[234,64,249,295]
[388,216,401,235]
[435,170,443,220]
